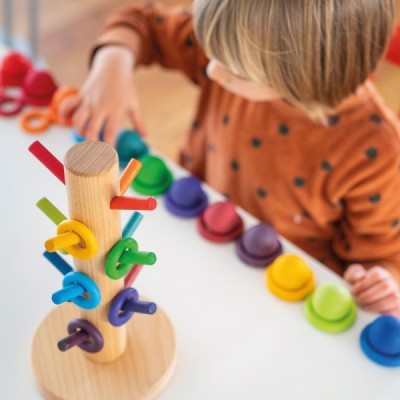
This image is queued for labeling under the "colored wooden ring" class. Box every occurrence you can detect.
[0,95,24,116]
[50,86,78,124]
[108,287,139,326]
[20,109,54,133]
[66,319,104,353]
[57,219,98,259]
[62,271,101,309]
[108,287,156,327]
[106,238,138,280]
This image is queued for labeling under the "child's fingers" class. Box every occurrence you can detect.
[362,291,400,315]
[356,278,398,305]
[58,95,81,123]
[351,266,390,295]
[103,115,121,146]
[83,113,105,142]
[343,264,366,284]
[128,101,147,136]
[73,106,92,138]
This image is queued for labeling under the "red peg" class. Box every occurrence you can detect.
[197,201,244,243]
[22,69,58,106]
[110,196,157,211]
[29,141,65,184]
[124,265,143,288]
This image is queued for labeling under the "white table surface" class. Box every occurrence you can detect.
[0,106,399,399]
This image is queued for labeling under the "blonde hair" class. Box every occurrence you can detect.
[194,0,395,117]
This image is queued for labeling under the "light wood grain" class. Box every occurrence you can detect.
[64,141,125,363]
[31,302,177,400]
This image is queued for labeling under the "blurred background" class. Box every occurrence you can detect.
[2,0,400,161]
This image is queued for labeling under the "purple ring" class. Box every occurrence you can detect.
[67,319,104,353]
[108,287,139,327]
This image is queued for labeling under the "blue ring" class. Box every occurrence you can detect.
[63,272,101,309]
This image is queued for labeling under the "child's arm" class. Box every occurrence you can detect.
[331,122,400,316]
[60,1,207,144]
[60,45,144,143]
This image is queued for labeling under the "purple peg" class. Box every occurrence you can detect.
[235,222,283,267]
[108,287,157,327]
[164,176,208,218]
[58,319,104,353]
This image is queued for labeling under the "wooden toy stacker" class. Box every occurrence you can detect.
[29,140,176,399]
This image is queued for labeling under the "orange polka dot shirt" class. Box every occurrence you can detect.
[94,1,400,282]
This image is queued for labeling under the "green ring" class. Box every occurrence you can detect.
[106,238,138,280]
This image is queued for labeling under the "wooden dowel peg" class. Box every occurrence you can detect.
[64,141,125,362]
[29,141,65,184]
[52,271,101,309]
[58,330,87,351]
[43,251,73,275]
[108,288,157,327]
[45,219,98,259]
[37,197,67,225]
[106,237,156,280]
[52,282,83,305]
[122,212,143,238]
[124,265,143,288]
[110,196,157,211]
[122,299,157,314]
[119,249,156,265]
[120,159,142,195]
[45,231,81,252]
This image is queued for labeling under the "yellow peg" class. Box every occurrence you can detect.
[44,219,98,259]
[45,231,81,252]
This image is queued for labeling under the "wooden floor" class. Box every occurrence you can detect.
[8,0,400,160]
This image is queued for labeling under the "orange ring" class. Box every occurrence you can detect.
[20,109,54,133]
[50,86,79,126]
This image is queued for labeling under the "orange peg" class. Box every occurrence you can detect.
[120,159,142,195]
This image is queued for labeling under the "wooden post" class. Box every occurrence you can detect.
[31,140,177,398]
[64,141,126,363]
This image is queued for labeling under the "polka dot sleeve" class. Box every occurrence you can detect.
[331,128,400,283]
[91,1,208,85]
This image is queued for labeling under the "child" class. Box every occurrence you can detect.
[60,0,400,316]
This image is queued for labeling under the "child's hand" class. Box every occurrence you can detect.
[344,264,400,317]
[59,45,146,145]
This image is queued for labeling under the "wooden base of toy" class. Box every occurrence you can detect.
[31,302,177,400]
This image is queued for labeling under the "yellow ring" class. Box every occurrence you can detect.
[57,219,98,259]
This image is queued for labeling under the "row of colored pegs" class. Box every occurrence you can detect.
[162,175,400,367]
[69,133,400,366]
